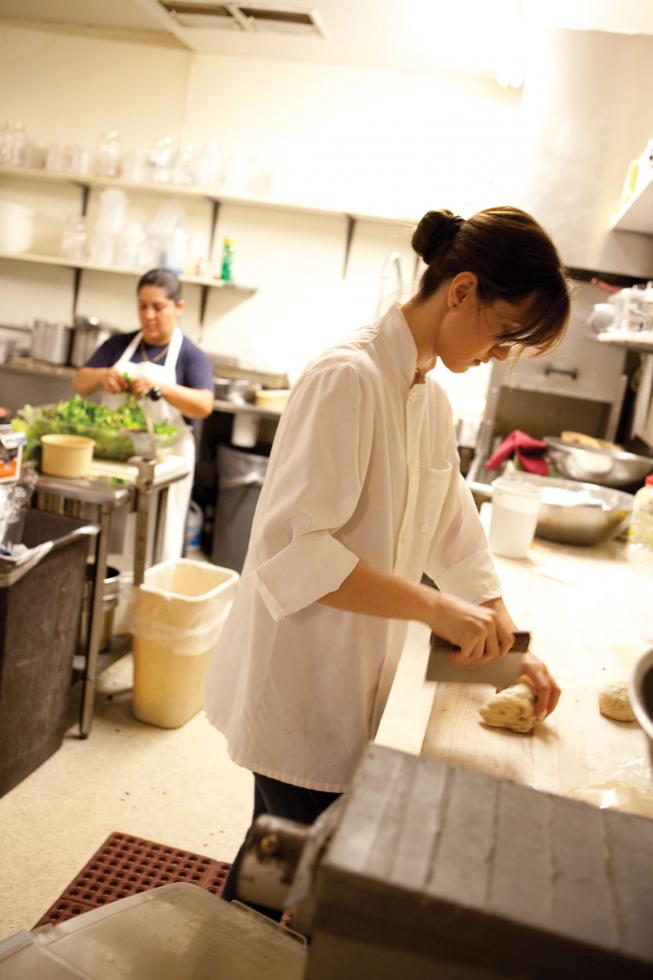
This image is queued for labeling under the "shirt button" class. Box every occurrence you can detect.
[420,455,428,469]
[409,390,418,403]
[420,522,429,534]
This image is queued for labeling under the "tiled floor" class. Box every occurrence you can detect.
[0,621,434,940]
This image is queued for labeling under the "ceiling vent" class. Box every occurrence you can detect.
[158,2,326,37]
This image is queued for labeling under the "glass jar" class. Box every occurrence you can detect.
[0,121,26,166]
[96,130,122,178]
[60,215,87,261]
[148,136,174,183]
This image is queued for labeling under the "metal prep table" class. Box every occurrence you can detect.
[33,453,191,738]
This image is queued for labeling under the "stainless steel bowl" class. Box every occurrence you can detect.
[496,473,635,546]
[213,378,261,404]
[538,474,633,545]
[545,437,653,489]
[630,649,653,774]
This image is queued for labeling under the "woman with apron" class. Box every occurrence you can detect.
[206,206,571,914]
[73,267,214,560]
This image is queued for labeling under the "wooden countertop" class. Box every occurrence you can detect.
[421,515,653,817]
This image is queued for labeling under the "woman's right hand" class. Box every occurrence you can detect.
[429,592,514,666]
[101,367,129,394]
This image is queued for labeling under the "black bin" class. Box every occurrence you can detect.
[0,509,97,797]
[211,445,269,572]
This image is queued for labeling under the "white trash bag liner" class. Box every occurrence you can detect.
[127,559,239,728]
[128,559,238,656]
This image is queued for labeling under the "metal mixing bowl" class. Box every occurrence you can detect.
[517,473,635,546]
[630,649,653,773]
[545,437,653,489]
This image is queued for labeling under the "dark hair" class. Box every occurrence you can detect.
[412,207,570,353]
[136,267,183,303]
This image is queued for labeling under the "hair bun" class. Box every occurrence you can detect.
[412,210,464,264]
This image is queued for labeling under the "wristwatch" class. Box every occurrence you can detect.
[148,386,162,401]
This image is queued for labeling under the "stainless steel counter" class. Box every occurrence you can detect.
[34,453,191,738]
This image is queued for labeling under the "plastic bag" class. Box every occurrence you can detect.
[125,559,238,657]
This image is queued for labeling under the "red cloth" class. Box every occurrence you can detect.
[486,429,549,476]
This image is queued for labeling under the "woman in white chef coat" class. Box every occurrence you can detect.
[207,207,571,908]
[72,268,214,560]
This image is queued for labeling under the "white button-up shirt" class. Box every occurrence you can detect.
[205,305,502,792]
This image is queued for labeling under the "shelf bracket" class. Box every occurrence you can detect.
[198,285,210,339]
[208,198,221,265]
[67,184,90,318]
[198,199,222,338]
[343,215,356,278]
[71,266,83,318]
[79,184,90,217]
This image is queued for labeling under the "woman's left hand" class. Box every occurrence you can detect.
[519,652,561,720]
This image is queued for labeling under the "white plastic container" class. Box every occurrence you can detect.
[255,389,291,413]
[232,411,259,448]
[131,559,238,728]
[489,476,541,559]
[0,883,305,979]
[41,435,95,478]
[96,187,127,235]
[0,201,34,253]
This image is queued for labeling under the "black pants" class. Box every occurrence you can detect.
[221,772,341,916]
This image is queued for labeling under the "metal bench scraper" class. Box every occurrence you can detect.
[426,630,530,686]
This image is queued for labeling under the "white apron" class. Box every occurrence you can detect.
[103,327,195,561]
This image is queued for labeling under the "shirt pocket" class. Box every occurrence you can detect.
[415,463,453,542]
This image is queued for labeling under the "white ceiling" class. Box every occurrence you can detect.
[1,0,653,78]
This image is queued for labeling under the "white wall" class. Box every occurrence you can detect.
[1,20,653,419]
[516,27,653,276]
[0,21,519,409]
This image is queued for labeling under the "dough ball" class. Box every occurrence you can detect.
[479,675,537,734]
[598,682,636,722]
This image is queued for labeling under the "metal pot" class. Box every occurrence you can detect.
[630,649,653,773]
[31,319,73,365]
[79,564,121,654]
[71,315,115,368]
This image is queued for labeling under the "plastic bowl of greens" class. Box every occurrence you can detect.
[12,394,179,463]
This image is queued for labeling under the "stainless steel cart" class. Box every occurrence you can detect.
[33,454,191,737]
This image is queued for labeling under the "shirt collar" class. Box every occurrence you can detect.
[378,303,419,389]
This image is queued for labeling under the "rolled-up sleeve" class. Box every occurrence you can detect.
[425,404,503,605]
[252,361,373,621]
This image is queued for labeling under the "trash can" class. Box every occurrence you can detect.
[130,559,239,729]
[211,445,269,572]
[0,509,98,797]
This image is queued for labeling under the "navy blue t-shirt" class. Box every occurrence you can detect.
[86,330,214,427]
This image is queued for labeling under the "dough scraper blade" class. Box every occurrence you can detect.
[426,630,530,686]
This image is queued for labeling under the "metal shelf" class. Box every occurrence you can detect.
[0,163,416,226]
[610,171,653,234]
[596,333,653,354]
[0,250,255,292]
